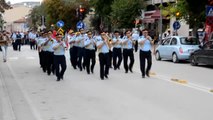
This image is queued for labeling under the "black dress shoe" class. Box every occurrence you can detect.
[125,71,128,73]
[101,77,104,80]
[146,72,150,77]
[142,76,145,78]
[104,75,108,79]
[57,78,60,81]
[61,76,64,80]
[130,69,133,73]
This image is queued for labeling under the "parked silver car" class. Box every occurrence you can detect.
[155,36,200,63]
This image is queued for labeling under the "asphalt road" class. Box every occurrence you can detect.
[1,45,213,120]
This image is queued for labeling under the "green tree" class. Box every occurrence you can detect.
[0,0,11,13]
[161,0,209,34]
[28,4,46,30]
[110,0,145,29]
[90,0,114,31]
[0,0,11,29]
[29,0,90,31]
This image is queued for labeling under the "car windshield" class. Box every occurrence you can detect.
[180,37,199,45]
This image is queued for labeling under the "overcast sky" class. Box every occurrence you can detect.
[6,0,41,4]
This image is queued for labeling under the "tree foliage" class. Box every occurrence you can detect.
[28,4,46,30]
[110,0,144,29]
[161,0,208,29]
[28,0,90,31]
[90,0,145,30]
[90,0,114,31]
[0,0,11,13]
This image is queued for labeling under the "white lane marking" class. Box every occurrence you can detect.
[8,57,18,60]
[26,57,35,60]
[154,74,213,95]
[134,69,213,95]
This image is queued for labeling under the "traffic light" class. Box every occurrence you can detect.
[176,12,180,20]
[79,8,85,13]
[79,8,86,20]
[176,12,180,17]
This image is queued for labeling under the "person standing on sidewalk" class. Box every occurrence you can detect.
[52,33,67,81]
[0,32,11,62]
[96,32,110,80]
[138,29,154,78]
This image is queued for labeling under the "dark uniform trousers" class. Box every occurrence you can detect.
[72,46,78,69]
[30,39,36,50]
[112,47,122,69]
[84,49,96,74]
[54,55,67,79]
[46,51,55,75]
[99,53,110,79]
[109,50,113,68]
[77,47,84,71]
[16,39,22,51]
[69,47,76,69]
[123,49,134,72]
[42,51,48,73]
[39,50,45,71]
[139,50,152,76]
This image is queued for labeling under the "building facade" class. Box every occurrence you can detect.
[143,0,189,37]
[2,2,40,32]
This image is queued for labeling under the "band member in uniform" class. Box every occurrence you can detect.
[112,31,122,70]
[43,31,55,75]
[52,34,67,81]
[76,29,85,71]
[84,31,96,74]
[16,31,22,51]
[96,32,110,80]
[138,29,154,78]
[36,32,46,68]
[122,30,135,73]
[66,29,76,69]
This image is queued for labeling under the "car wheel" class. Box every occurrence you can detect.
[190,55,198,66]
[155,51,161,61]
[172,53,179,63]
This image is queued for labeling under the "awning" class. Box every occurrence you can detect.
[142,18,155,23]
[143,10,164,23]
[151,10,161,19]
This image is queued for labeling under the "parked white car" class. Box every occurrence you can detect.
[155,36,200,63]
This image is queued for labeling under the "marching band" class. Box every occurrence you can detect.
[0,28,154,81]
